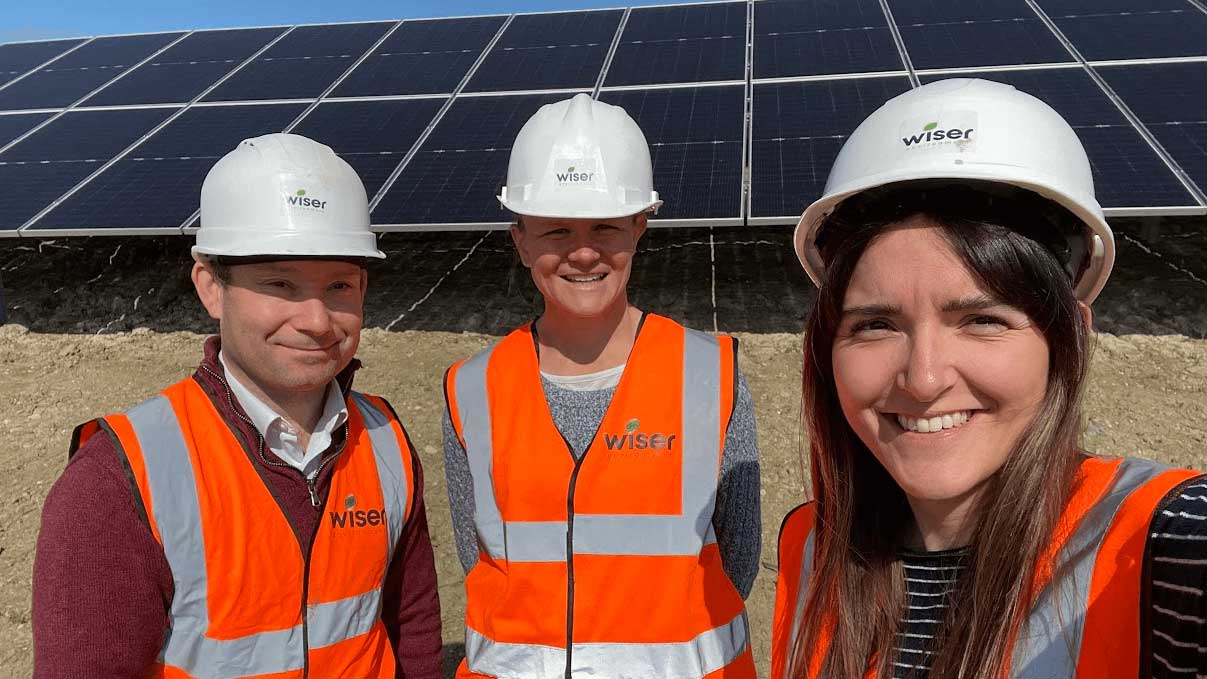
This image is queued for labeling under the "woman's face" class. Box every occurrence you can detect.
[831,216,1050,510]
[510,214,646,319]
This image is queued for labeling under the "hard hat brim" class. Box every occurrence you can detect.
[192,229,385,260]
[498,192,662,221]
[794,168,1115,305]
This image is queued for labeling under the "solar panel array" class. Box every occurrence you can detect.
[1,0,1205,238]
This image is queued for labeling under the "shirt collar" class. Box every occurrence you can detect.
[218,351,348,440]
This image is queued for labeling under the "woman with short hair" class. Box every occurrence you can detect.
[771,79,1207,679]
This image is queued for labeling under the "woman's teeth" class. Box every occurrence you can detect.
[895,411,972,433]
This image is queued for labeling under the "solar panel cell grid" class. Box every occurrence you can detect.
[605,3,746,85]
[203,22,394,102]
[0,107,176,230]
[1048,10,1207,61]
[0,112,52,148]
[753,26,902,77]
[289,98,446,196]
[27,103,306,231]
[600,86,745,220]
[1038,0,1192,16]
[750,77,911,218]
[0,33,184,111]
[889,0,1038,24]
[898,18,1073,69]
[0,39,84,88]
[373,93,569,225]
[80,27,286,107]
[465,11,623,92]
[331,17,507,97]
[755,0,891,31]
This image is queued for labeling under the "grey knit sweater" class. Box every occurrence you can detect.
[441,367,762,599]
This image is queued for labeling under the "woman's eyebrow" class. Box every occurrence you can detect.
[841,303,899,317]
[941,294,1002,313]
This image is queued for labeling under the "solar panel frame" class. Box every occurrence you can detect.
[752,0,907,78]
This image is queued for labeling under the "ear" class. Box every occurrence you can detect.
[632,213,649,244]
[1077,301,1093,331]
[510,224,532,268]
[191,261,224,322]
[358,267,369,303]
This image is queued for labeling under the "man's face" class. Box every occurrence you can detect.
[193,259,366,402]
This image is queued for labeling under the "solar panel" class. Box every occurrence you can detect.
[897,19,1072,69]
[331,17,507,97]
[753,0,903,77]
[600,86,746,221]
[2,1,1206,238]
[1098,62,1207,203]
[922,69,1197,208]
[0,107,176,231]
[464,10,623,92]
[80,28,287,107]
[289,98,446,196]
[372,93,571,226]
[1042,7,1207,61]
[604,2,747,86]
[0,112,53,148]
[0,39,85,88]
[202,22,394,102]
[749,76,912,220]
[26,103,305,233]
[0,33,184,111]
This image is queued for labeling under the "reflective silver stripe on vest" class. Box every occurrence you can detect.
[786,524,816,679]
[452,345,506,559]
[454,329,725,563]
[125,392,403,679]
[466,610,749,679]
[1011,456,1170,677]
[351,392,409,560]
[785,458,1172,679]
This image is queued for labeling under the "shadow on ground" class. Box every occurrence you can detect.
[1,219,1205,337]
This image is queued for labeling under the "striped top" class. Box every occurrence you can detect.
[894,475,1207,678]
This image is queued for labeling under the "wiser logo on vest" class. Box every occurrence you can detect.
[899,112,978,152]
[329,495,386,528]
[285,188,328,211]
[603,418,677,453]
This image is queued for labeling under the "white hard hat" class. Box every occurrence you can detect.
[193,133,384,260]
[795,78,1114,304]
[499,93,662,220]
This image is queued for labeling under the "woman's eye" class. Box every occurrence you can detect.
[966,315,1009,332]
[851,319,894,334]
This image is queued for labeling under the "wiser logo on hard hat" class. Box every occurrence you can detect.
[899,112,977,151]
[553,158,599,189]
[286,188,328,211]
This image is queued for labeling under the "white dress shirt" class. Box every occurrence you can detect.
[219,351,348,478]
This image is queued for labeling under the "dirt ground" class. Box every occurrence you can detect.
[0,326,1204,678]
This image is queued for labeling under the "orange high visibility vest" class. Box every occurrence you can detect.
[770,456,1200,679]
[73,377,415,679]
[445,314,756,679]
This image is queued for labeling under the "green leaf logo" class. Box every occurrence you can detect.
[567,166,575,173]
[923,122,938,131]
[625,418,640,433]
[296,189,306,196]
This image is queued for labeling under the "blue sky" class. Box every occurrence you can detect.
[1,0,680,43]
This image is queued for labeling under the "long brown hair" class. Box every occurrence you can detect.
[792,183,1092,679]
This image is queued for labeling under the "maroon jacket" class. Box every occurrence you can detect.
[32,337,442,679]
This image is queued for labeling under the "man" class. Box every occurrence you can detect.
[32,133,442,678]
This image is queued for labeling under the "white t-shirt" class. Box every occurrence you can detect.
[539,363,625,391]
[219,351,348,478]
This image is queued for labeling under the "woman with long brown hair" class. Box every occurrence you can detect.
[770,79,1207,678]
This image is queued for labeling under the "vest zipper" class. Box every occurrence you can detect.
[563,432,587,679]
[198,364,349,677]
